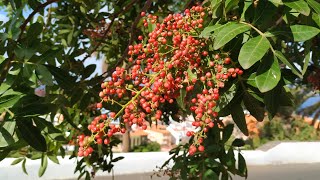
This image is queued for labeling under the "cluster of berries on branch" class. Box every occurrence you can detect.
[77,5,244,157]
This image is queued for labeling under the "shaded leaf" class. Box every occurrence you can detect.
[46,65,77,90]
[223,124,234,142]
[231,104,248,136]
[238,153,247,177]
[243,92,265,121]
[16,119,47,152]
[232,138,245,147]
[203,169,218,180]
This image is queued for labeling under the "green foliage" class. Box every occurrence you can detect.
[0,0,319,179]
[131,141,161,152]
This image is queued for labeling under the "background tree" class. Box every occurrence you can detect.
[0,0,319,179]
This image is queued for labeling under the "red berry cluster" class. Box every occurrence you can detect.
[307,67,320,91]
[77,5,243,157]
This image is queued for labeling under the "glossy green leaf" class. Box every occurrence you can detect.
[22,159,28,174]
[274,50,302,78]
[290,25,320,42]
[231,104,248,136]
[214,22,250,50]
[255,55,281,92]
[48,155,59,164]
[11,157,24,165]
[238,35,270,69]
[312,13,320,28]
[16,119,47,152]
[0,121,16,147]
[284,0,310,16]
[199,24,222,38]
[177,88,187,111]
[306,0,320,14]
[225,0,240,12]
[38,154,48,177]
[0,94,21,111]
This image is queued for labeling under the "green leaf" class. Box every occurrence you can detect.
[243,92,265,121]
[82,64,96,79]
[48,155,59,164]
[238,153,247,177]
[270,0,283,5]
[264,86,281,119]
[225,0,240,12]
[35,65,54,86]
[203,169,218,180]
[226,147,236,169]
[302,41,311,76]
[306,0,320,14]
[177,88,187,111]
[232,138,245,147]
[30,48,62,64]
[238,35,270,69]
[284,0,310,16]
[13,103,53,117]
[187,68,197,81]
[33,117,61,134]
[46,65,77,90]
[38,154,48,177]
[231,104,248,136]
[290,25,320,42]
[11,157,24,165]
[255,55,281,92]
[199,24,222,38]
[111,156,124,162]
[214,22,250,50]
[0,94,21,111]
[222,124,234,142]
[0,121,16,147]
[312,13,320,28]
[16,119,47,152]
[274,50,302,78]
[26,22,42,43]
[22,159,28,174]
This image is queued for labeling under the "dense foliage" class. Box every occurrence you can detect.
[0,0,320,179]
